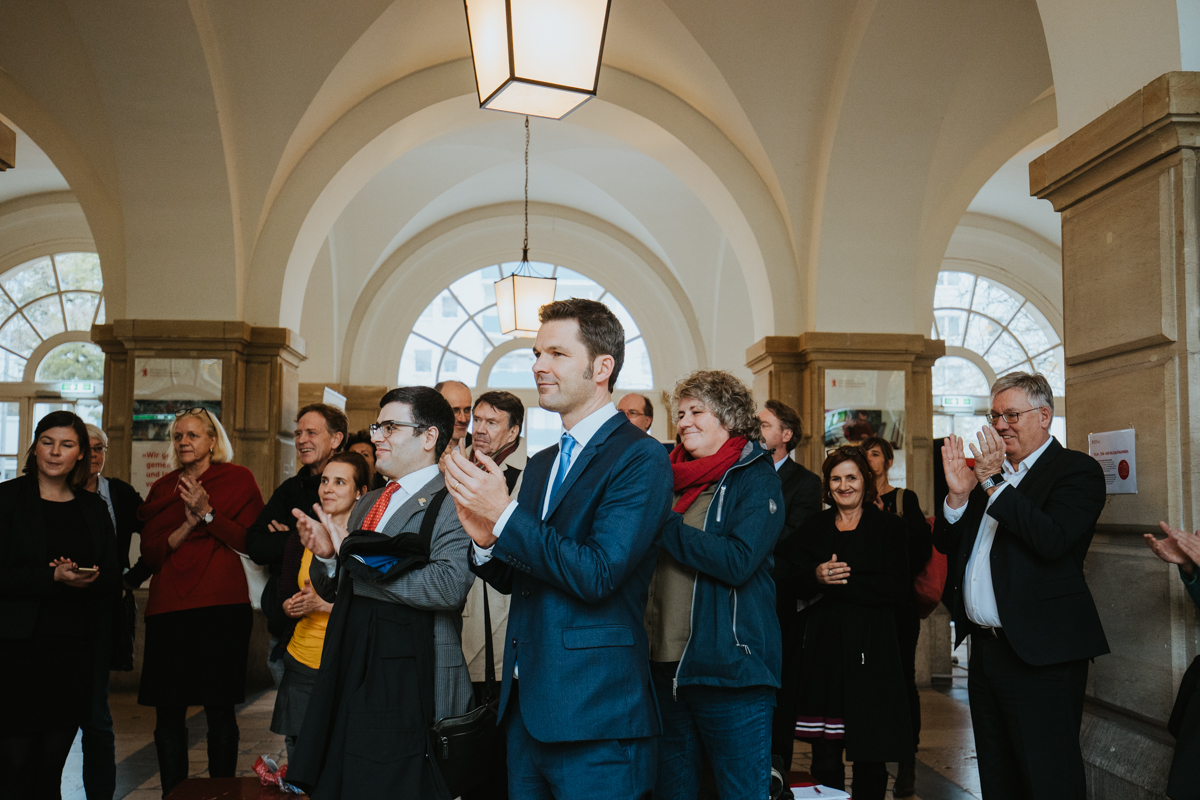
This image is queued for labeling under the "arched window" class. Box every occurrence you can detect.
[0,252,106,479]
[398,263,653,389]
[930,270,1066,444]
[398,263,654,455]
[0,253,105,381]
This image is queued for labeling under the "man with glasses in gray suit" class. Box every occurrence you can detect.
[290,386,474,797]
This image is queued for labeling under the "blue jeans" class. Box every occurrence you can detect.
[650,661,774,800]
[81,658,116,800]
[506,681,656,800]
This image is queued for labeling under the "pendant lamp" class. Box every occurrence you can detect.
[495,117,556,337]
[464,0,612,120]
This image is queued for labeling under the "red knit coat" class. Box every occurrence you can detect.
[138,462,264,617]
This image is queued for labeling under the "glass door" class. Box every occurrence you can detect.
[0,401,20,481]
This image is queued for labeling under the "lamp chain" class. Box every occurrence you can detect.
[522,115,530,265]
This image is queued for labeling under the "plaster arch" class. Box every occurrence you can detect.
[943,213,1063,333]
[912,94,1060,337]
[0,79,124,317]
[247,60,796,341]
[0,192,95,273]
[337,203,709,388]
[1036,0,1200,136]
[808,0,1056,336]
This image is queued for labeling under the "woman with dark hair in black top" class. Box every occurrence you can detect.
[860,435,932,797]
[0,410,118,799]
[778,445,912,800]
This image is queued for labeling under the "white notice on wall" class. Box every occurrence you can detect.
[1088,428,1137,494]
[131,440,174,498]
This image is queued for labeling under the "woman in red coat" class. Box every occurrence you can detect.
[137,408,264,797]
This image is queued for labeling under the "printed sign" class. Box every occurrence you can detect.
[1088,428,1137,494]
[130,440,174,498]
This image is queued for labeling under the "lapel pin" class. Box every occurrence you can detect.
[418,497,427,506]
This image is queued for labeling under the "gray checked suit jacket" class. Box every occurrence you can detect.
[309,471,475,721]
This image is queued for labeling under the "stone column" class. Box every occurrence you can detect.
[93,320,306,496]
[747,332,949,686]
[1030,71,1200,797]
[747,332,944,505]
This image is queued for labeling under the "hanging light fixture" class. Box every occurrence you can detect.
[464,0,612,120]
[495,116,556,337]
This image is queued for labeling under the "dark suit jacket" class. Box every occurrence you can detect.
[107,477,152,586]
[0,474,119,640]
[771,458,823,620]
[933,437,1110,666]
[472,413,674,744]
[310,472,474,720]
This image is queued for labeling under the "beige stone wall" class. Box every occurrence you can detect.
[1031,71,1200,795]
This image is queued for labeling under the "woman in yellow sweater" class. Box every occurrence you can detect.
[270,451,370,761]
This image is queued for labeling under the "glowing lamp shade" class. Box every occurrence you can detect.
[465,0,612,120]
[494,272,557,337]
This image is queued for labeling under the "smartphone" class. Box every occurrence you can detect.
[74,566,99,574]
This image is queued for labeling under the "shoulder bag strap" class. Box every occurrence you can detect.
[482,583,498,700]
[415,487,450,556]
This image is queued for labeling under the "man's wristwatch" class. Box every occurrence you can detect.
[202,510,214,525]
[980,473,1006,491]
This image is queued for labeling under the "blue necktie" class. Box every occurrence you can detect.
[549,433,577,502]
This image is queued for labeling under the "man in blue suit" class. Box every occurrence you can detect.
[446,297,674,800]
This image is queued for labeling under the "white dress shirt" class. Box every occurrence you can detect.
[318,462,442,572]
[944,435,1054,627]
[96,475,118,532]
[472,402,619,565]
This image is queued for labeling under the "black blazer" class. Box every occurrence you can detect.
[933,438,1110,666]
[771,458,823,620]
[0,473,119,640]
[105,477,152,587]
[775,459,823,548]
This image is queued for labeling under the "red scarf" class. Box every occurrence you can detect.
[670,436,747,513]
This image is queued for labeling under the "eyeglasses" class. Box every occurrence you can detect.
[983,407,1044,425]
[175,407,213,420]
[623,410,647,418]
[368,420,424,438]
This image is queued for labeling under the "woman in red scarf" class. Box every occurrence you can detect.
[136,408,264,798]
[645,370,785,800]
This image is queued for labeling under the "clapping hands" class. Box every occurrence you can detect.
[293,503,349,559]
[1144,521,1200,575]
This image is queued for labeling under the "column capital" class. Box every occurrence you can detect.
[92,319,306,365]
[1031,71,1200,212]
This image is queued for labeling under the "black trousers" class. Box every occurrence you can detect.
[770,607,811,766]
[968,633,1088,800]
[895,608,921,752]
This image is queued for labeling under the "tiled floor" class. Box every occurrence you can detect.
[63,667,980,800]
[61,691,288,800]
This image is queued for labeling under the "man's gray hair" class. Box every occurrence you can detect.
[990,371,1054,413]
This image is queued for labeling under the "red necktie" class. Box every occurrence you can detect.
[360,482,400,532]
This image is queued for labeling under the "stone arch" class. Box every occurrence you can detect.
[247,60,798,341]
[338,202,707,387]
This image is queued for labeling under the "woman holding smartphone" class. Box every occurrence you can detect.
[0,411,118,799]
[270,451,370,761]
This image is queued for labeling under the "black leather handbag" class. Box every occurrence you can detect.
[430,577,505,797]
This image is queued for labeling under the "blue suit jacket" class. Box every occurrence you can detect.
[472,412,673,743]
